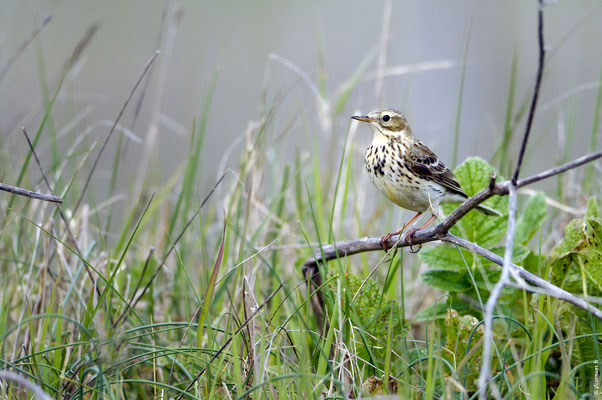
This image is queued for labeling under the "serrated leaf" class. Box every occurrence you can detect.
[421,268,471,292]
[515,192,547,245]
[442,157,508,248]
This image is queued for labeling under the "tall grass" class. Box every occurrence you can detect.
[1,14,601,400]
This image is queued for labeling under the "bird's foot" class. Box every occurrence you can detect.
[380,232,395,250]
[380,226,405,250]
[403,228,423,253]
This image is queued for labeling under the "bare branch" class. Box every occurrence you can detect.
[0,182,63,203]
[480,185,518,400]
[517,150,602,187]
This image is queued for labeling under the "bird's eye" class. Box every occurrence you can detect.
[382,114,390,122]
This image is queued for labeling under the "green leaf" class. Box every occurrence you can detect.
[554,219,584,256]
[421,268,471,292]
[515,192,547,245]
[419,245,473,271]
[552,216,602,291]
[442,157,508,248]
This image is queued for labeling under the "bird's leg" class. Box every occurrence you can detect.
[404,213,438,253]
[380,212,422,249]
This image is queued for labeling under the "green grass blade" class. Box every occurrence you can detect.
[197,221,226,351]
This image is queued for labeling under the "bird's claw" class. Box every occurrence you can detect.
[380,233,394,250]
[404,228,422,253]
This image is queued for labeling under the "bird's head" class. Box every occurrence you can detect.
[352,108,412,140]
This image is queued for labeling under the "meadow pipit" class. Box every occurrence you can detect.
[352,108,502,249]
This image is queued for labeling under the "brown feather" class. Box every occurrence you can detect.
[404,140,467,197]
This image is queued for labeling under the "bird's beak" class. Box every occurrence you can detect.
[351,115,375,123]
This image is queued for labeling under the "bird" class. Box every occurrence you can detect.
[352,108,502,250]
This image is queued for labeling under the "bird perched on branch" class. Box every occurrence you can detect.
[352,108,502,250]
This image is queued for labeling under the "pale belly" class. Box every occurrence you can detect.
[365,146,446,212]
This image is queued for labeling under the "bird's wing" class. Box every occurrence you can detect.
[405,140,467,196]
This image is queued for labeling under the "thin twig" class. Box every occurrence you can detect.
[301,226,602,321]
[516,150,602,187]
[512,0,545,185]
[479,184,517,400]
[0,182,62,203]
[72,50,160,215]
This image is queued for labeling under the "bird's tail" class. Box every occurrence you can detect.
[475,204,503,217]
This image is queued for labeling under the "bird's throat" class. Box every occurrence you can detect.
[370,128,409,149]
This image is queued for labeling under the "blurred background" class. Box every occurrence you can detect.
[1,0,601,221]
[2,3,602,396]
